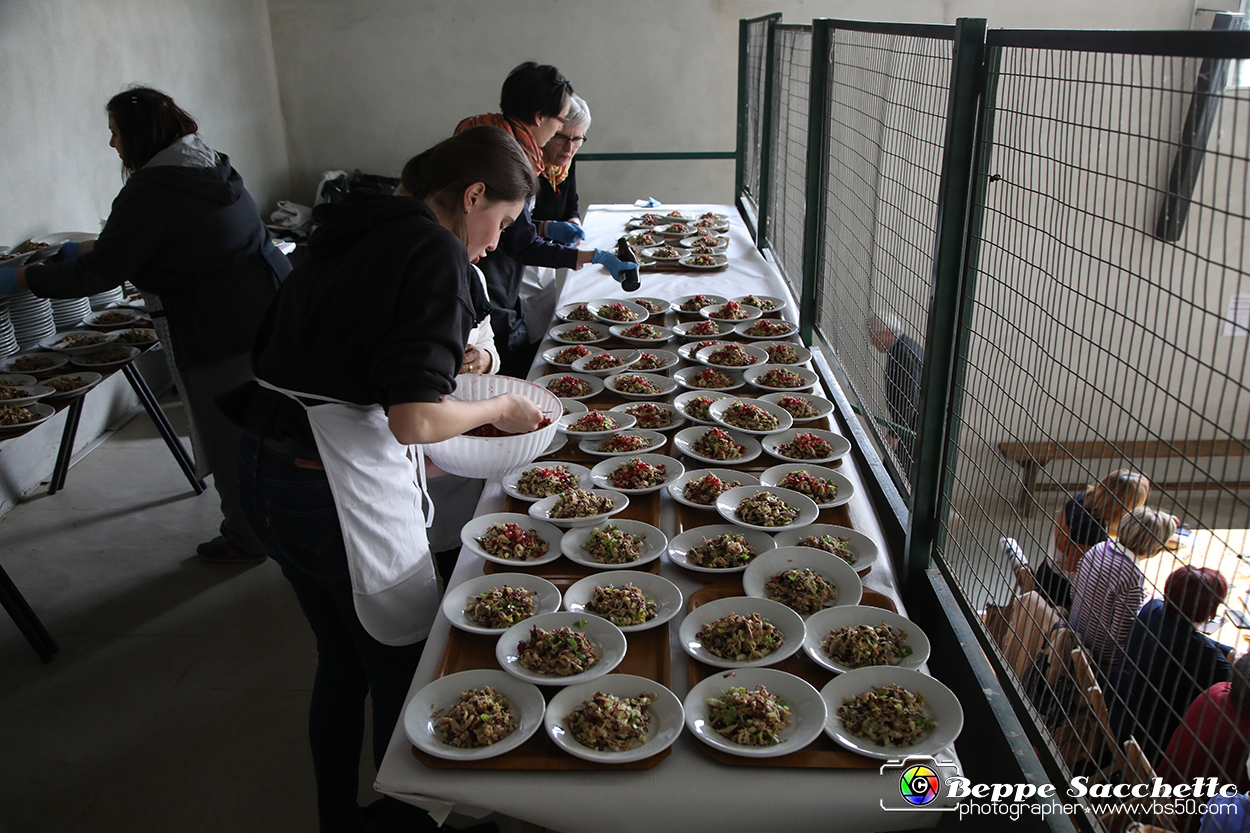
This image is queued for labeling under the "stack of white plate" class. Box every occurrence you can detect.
[51,298,93,331]
[9,291,56,348]
[88,288,124,310]
[0,301,19,357]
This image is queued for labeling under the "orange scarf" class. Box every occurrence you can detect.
[542,158,571,192]
[454,113,545,176]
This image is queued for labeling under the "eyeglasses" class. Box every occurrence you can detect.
[551,133,587,147]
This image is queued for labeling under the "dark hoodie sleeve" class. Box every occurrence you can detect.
[499,204,579,268]
[25,180,162,299]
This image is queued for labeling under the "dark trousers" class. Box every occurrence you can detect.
[236,433,431,833]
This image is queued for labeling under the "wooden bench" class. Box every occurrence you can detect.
[999,438,1250,516]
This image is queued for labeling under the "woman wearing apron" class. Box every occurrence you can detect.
[225,127,542,833]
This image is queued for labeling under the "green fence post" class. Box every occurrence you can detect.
[735,18,750,206]
[902,17,988,593]
[797,20,832,349]
[756,17,780,255]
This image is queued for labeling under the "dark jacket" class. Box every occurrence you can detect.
[26,151,287,368]
[223,193,475,453]
[533,161,579,223]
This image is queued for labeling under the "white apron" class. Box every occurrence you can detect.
[258,379,439,646]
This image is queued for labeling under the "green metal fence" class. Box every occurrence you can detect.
[736,13,781,233]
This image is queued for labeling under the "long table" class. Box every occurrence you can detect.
[377,205,956,832]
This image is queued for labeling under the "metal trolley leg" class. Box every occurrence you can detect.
[121,362,206,495]
[47,397,85,496]
[0,562,58,663]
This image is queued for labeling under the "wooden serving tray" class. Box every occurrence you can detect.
[685,579,897,769]
[413,582,672,771]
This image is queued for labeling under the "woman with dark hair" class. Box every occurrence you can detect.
[1108,566,1234,765]
[456,62,635,377]
[225,126,542,833]
[0,86,290,563]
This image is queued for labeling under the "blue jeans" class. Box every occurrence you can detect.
[236,433,430,833]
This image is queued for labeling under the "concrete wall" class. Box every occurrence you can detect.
[0,0,290,244]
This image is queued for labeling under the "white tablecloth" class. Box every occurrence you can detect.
[376,205,955,833]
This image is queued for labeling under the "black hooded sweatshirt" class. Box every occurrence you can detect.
[224,192,475,453]
[26,151,286,367]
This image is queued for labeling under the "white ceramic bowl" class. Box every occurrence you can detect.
[559,520,667,570]
[640,245,684,262]
[759,463,854,509]
[733,319,798,340]
[603,371,678,400]
[742,547,865,616]
[708,397,794,436]
[546,675,685,763]
[679,595,806,669]
[533,373,604,402]
[672,320,735,340]
[672,426,761,466]
[673,366,745,393]
[82,308,145,328]
[588,299,649,325]
[589,454,683,495]
[571,349,641,378]
[678,339,732,362]
[759,392,835,424]
[607,402,685,432]
[459,513,565,566]
[0,402,56,433]
[667,468,760,510]
[608,323,674,346]
[403,669,546,761]
[694,342,769,370]
[41,372,103,401]
[578,431,667,458]
[559,398,589,417]
[699,302,762,323]
[558,410,636,440]
[528,489,629,528]
[731,295,787,315]
[803,605,930,674]
[0,374,37,387]
[680,235,728,249]
[0,384,54,407]
[821,666,963,760]
[69,344,141,370]
[772,524,881,573]
[0,353,69,375]
[679,253,729,270]
[628,349,680,374]
[441,573,563,634]
[548,323,611,345]
[631,297,672,316]
[562,571,683,633]
[555,303,601,323]
[424,375,561,478]
[667,524,777,574]
[38,330,119,355]
[501,462,593,503]
[756,341,812,366]
[762,428,852,465]
[685,667,827,758]
[715,485,821,532]
[543,343,604,368]
[673,390,734,425]
[496,612,627,686]
[743,364,819,392]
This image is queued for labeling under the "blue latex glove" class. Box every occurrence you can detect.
[545,221,585,245]
[44,241,80,263]
[591,249,637,284]
[0,267,20,296]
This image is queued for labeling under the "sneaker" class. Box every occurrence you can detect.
[196,535,266,564]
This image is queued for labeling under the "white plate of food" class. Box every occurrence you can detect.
[672,294,729,316]
[608,322,674,345]
[673,390,735,425]
[689,217,731,233]
[744,364,819,392]
[577,431,667,458]
[559,398,589,417]
[672,425,761,466]
[603,371,677,400]
[680,595,805,669]
[539,432,568,458]
[762,428,851,465]
[667,468,760,510]
[772,524,880,572]
[39,330,119,355]
[660,210,694,223]
[656,222,696,238]
[0,353,69,375]
[672,320,735,340]
[667,524,776,574]
[624,232,667,249]
[607,401,684,432]
[686,667,827,759]
[680,235,728,250]
[460,513,566,566]
[678,339,731,362]
[543,343,603,368]
[639,245,683,262]
[629,349,679,374]
[694,342,768,370]
[442,573,563,635]
[0,402,56,433]
[0,374,37,388]
[533,372,603,402]
[759,464,853,509]
[821,666,963,760]
[559,519,668,570]
[803,606,930,674]
[496,611,627,687]
[708,397,794,436]
[404,669,546,761]
[589,453,683,495]
[732,294,787,314]
[501,462,592,503]
[548,323,611,345]
[563,570,683,633]
[528,489,629,529]
[715,485,820,532]
[111,328,158,348]
[699,301,760,323]
[673,366,745,393]
[588,299,649,325]
[627,213,668,229]
[759,392,835,424]
[571,349,641,377]
[555,302,600,323]
[557,409,636,440]
[742,547,864,617]
[546,675,684,764]
[734,319,798,340]
[0,384,54,408]
[83,309,145,329]
[756,341,811,366]
[70,345,140,369]
[680,253,729,270]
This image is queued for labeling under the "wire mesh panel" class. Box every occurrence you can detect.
[936,31,1250,811]
[740,15,774,216]
[762,24,812,298]
[814,26,954,494]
